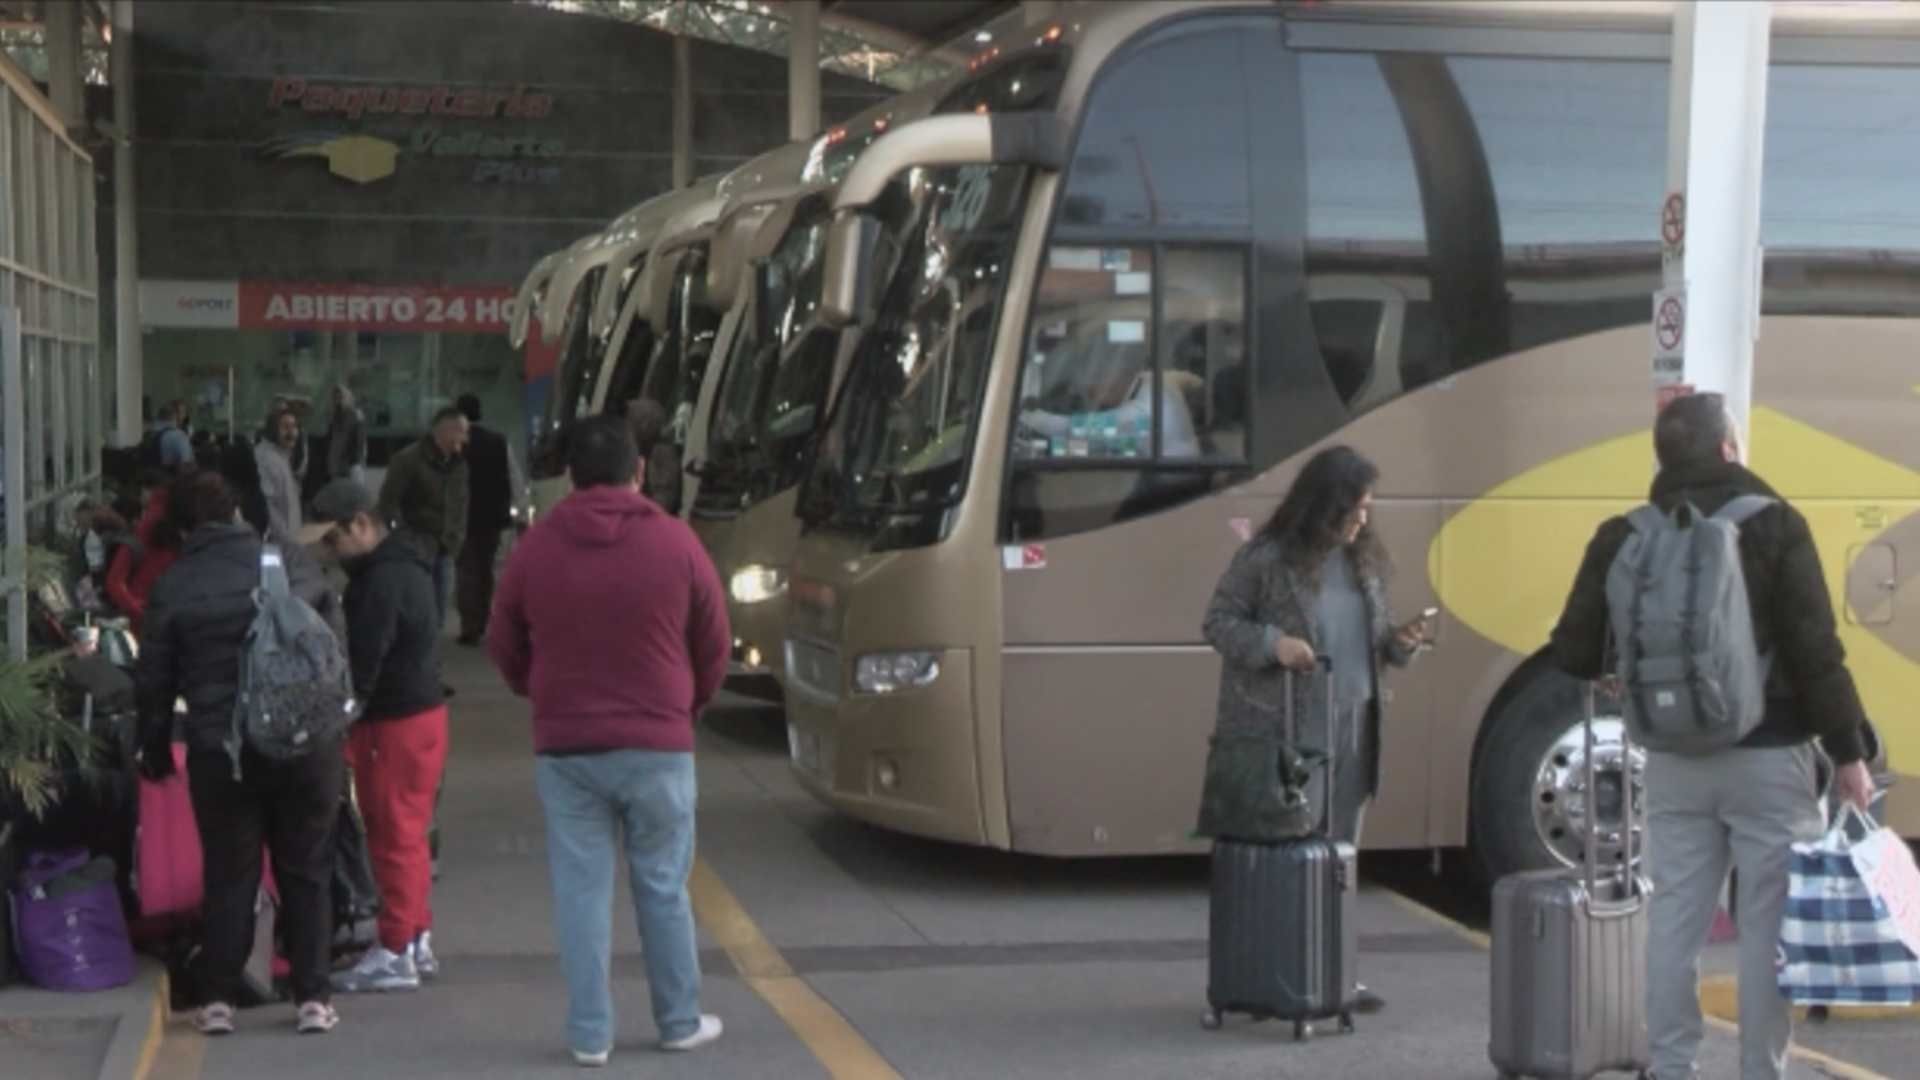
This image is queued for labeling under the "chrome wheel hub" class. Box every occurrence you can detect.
[1532,714,1647,872]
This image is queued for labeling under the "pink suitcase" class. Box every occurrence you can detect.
[131,743,203,935]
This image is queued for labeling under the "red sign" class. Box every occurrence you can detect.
[237,282,515,333]
[1021,544,1047,570]
[269,78,553,121]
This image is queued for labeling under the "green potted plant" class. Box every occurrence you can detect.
[1,543,102,815]
[2,543,102,986]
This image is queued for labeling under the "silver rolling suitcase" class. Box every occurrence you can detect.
[1489,681,1651,1080]
[1204,659,1358,1040]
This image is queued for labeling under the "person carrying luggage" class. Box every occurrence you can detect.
[133,471,347,1038]
[1548,391,1876,1080]
[300,479,448,994]
[1199,445,1431,1015]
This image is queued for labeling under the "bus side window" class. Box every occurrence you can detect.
[1161,247,1247,462]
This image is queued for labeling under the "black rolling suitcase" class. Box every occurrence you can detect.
[1203,659,1358,1040]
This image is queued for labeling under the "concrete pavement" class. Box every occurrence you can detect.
[129,642,1860,1079]
[0,957,167,1080]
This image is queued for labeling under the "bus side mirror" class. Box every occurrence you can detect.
[821,211,883,331]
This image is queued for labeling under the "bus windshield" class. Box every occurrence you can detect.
[637,245,721,456]
[531,265,605,478]
[800,164,1029,536]
[700,209,831,507]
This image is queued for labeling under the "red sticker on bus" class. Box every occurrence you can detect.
[1022,544,1047,570]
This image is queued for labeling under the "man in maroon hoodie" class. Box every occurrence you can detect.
[486,414,729,1069]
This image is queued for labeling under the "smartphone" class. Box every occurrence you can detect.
[1415,606,1440,650]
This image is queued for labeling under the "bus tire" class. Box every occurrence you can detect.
[1469,663,1591,885]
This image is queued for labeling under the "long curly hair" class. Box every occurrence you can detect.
[1260,445,1388,584]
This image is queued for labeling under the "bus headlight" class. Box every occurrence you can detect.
[853,651,941,695]
[729,565,787,605]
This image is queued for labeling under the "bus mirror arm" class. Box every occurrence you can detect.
[820,211,884,331]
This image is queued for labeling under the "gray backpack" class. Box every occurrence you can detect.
[1604,494,1774,755]
[226,545,356,778]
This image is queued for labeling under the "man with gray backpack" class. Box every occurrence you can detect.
[1549,391,1875,1080]
[134,471,355,1038]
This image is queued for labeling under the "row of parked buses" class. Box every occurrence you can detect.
[511,0,1918,884]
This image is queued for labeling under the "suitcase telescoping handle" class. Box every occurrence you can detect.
[1584,679,1636,903]
[1282,656,1339,838]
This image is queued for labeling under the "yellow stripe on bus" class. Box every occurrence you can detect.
[1429,406,1920,776]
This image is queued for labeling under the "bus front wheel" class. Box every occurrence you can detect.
[1470,665,1643,886]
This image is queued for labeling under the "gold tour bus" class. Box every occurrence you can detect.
[514,123,883,520]
[688,89,946,696]
[516,137,816,517]
[779,0,1918,881]
[518,177,720,517]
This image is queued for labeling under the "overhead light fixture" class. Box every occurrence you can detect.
[974,30,993,44]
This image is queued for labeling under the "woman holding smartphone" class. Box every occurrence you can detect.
[1199,444,1434,1013]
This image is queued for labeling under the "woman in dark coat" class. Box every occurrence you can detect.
[1198,445,1432,1012]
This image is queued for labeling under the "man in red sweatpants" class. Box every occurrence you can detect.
[300,479,448,993]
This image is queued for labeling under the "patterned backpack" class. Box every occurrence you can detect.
[226,545,356,777]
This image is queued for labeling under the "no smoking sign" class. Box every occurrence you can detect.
[1651,285,1687,382]
[1656,296,1684,351]
[1661,192,1686,252]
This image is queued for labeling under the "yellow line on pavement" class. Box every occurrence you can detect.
[1384,890,1892,1080]
[132,970,170,1080]
[144,1022,208,1080]
[690,857,902,1080]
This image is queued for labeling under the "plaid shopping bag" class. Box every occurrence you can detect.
[1777,808,1920,1007]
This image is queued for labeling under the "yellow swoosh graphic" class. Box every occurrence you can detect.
[1431,406,1919,779]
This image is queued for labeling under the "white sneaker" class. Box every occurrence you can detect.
[412,931,439,981]
[660,1014,722,1052]
[330,945,420,993]
[297,1001,340,1035]
[571,1048,610,1068]
[194,1002,235,1036]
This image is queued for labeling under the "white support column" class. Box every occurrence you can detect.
[788,0,821,143]
[112,0,142,446]
[45,0,84,130]
[1661,0,1771,453]
[672,33,693,188]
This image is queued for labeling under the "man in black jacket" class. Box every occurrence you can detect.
[135,471,343,1037]
[454,394,513,646]
[301,479,448,995]
[1549,391,1874,1080]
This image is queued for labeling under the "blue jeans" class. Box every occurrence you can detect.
[534,751,701,1053]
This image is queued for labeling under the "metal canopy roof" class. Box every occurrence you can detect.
[824,0,1018,53]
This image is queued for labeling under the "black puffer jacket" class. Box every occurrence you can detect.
[342,532,443,724]
[134,524,341,757]
[1549,460,1869,765]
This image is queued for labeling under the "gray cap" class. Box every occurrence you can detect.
[296,479,377,546]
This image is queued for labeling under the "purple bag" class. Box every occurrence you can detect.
[10,849,136,992]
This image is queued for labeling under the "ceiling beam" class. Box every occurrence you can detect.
[916,0,1019,49]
